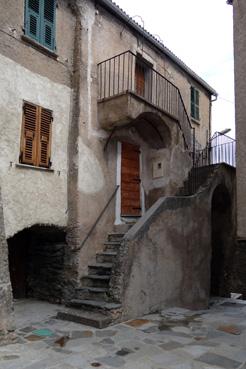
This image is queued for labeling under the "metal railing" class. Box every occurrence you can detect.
[184,140,236,195]
[98,50,193,150]
[76,185,120,251]
[195,141,236,168]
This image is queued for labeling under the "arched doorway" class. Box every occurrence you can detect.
[210,184,232,297]
[8,225,66,303]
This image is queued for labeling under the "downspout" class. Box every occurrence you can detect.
[209,94,218,140]
[208,94,218,164]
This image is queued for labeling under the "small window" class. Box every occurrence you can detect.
[190,86,200,121]
[24,0,56,50]
[20,102,52,168]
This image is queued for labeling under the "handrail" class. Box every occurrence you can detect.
[97,50,193,150]
[77,185,120,250]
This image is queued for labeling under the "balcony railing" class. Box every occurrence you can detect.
[195,141,236,168]
[98,50,193,150]
[182,140,236,196]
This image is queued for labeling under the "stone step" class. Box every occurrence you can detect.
[88,263,113,276]
[96,251,117,263]
[104,241,122,251]
[113,223,134,233]
[69,299,121,312]
[56,307,112,329]
[107,233,125,242]
[75,287,109,301]
[81,274,110,288]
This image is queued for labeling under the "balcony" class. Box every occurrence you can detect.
[97,50,193,149]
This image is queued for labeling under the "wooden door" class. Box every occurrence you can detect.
[121,142,141,216]
[135,62,145,97]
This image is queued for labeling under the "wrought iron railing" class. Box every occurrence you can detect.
[98,50,193,150]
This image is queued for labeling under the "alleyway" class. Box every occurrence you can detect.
[1,298,246,369]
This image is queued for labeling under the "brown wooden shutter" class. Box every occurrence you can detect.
[38,107,52,168]
[21,102,38,165]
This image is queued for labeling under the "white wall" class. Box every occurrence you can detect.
[0,54,71,238]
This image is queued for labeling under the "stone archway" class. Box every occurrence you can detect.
[210,184,233,297]
[8,225,67,303]
[133,112,172,149]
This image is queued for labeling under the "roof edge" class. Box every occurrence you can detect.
[97,0,218,97]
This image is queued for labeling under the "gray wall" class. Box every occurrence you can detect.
[233,0,246,239]
[0,187,14,339]
[110,165,236,320]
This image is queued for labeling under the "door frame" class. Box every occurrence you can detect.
[115,141,145,225]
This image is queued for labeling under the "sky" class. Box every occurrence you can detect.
[113,0,235,138]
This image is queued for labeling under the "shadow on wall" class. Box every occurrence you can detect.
[7,225,67,303]
[210,184,233,297]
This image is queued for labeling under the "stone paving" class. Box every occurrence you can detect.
[1,298,246,368]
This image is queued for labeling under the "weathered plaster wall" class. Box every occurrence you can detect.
[66,0,206,278]
[109,165,236,320]
[92,1,212,147]
[233,0,246,239]
[0,187,14,338]
[0,53,71,237]
[119,195,211,318]
[0,0,75,87]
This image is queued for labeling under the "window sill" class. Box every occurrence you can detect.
[21,35,58,60]
[15,163,55,172]
[191,117,201,126]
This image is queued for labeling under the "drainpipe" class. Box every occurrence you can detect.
[209,94,218,140]
[208,94,218,164]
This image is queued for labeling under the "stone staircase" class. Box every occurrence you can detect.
[57,233,124,328]
[178,165,217,196]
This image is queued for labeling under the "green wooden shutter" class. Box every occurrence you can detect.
[41,0,56,50]
[191,87,195,118]
[190,87,200,120]
[195,90,200,120]
[25,0,41,42]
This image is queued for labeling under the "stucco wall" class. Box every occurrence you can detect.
[0,53,71,237]
[0,187,14,338]
[0,0,75,87]
[109,165,236,320]
[233,0,246,239]
[66,0,210,276]
[91,1,212,147]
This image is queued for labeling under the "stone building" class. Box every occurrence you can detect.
[1,0,233,334]
[227,0,246,295]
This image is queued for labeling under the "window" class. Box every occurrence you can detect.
[20,102,52,168]
[190,86,200,121]
[25,0,56,50]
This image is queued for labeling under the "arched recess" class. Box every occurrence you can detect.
[8,225,66,303]
[132,112,172,149]
[210,184,233,297]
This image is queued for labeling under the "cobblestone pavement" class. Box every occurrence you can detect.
[1,298,246,369]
